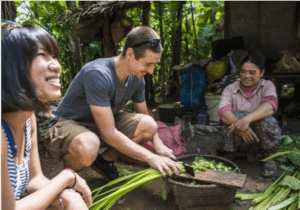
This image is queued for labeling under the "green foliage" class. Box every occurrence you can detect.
[280,165,296,172]
[275,135,300,167]
[15,1,225,101]
[142,1,224,100]
[280,175,300,190]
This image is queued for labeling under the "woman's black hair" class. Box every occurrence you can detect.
[2,21,60,113]
[239,52,265,72]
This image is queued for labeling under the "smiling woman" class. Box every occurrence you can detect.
[218,52,281,178]
[30,45,62,103]
[1,21,92,210]
[2,22,61,112]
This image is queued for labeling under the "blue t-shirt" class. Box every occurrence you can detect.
[54,57,145,122]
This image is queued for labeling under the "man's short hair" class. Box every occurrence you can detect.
[121,26,163,60]
[2,23,60,112]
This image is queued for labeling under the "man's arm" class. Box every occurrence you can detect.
[90,104,181,176]
[133,102,176,160]
[90,104,154,162]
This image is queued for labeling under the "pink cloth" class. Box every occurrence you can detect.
[143,121,187,157]
[218,79,278,116]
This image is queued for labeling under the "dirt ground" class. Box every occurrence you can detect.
[40,150,283,210]
[37,106,296,210]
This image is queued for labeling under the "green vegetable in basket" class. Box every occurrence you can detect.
[191,156,238,174]
[90,156,239,209]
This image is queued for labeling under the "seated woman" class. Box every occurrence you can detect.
[2,21,92,209]
[218,52,281,178]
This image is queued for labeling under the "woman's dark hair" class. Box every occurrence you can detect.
[121,26,163,60]
[239,52,265,72]
[2,21,60,113]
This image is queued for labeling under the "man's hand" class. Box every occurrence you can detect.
[227,117,251,136]
[146,154,182,177]
[153,143,176,160]
[238,127,260,144]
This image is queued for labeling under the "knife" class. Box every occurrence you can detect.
[172,158,195,177]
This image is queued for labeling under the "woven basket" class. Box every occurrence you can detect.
[166,154,241,210]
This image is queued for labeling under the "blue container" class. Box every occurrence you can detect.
[180,64,206,111]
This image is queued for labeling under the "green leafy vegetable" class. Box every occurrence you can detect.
[280,175,300,190]
[161,182,168,201]
[274,135,300,167]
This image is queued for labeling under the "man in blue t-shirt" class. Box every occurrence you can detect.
[45,26,182,181]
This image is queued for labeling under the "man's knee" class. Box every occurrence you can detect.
[66,132,100,168]
[136,115,157,140]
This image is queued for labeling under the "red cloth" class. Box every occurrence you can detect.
[143,121,187,157]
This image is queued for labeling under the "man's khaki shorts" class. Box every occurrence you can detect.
[44,111,145,160]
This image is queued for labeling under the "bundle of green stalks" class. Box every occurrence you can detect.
[89,164,186,210]
[235,151,300,210]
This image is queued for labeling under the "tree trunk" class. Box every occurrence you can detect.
[66,32,77,79]
[84,44,91,63]
[102,19,116,57]
[171,2,184,67]
[158,2,166,103]
[74,30,83,70]
[1,1,16,21]
[168,1,184,102]
[185,11,190,63]
[210,9,216,41]
[142,2,155,107]
[190,1,200,60]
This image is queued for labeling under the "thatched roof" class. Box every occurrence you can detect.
[59,1,150,43]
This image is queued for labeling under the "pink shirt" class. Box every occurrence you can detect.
[218,79,278,117]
